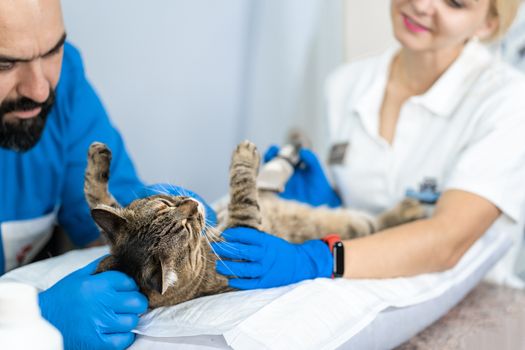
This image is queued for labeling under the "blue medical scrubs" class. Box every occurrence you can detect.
[0,43,144,274]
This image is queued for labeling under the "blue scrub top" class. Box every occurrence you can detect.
[0,43,144,273]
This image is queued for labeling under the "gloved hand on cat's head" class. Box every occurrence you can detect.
[264,145,342,208]
[38,257,149,350]
[138,183,217,226]
[212,227,333,289]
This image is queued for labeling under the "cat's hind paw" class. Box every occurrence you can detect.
[397,198,427,222]
[378,198,427,230]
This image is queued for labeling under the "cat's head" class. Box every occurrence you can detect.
[91,194,207,295]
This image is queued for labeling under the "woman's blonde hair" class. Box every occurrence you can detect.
[487,0,521,41]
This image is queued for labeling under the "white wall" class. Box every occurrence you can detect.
[240,0,345,157]
[343,0,396,61]
[61,0,396,202]
[61,0,344,202]
[62,0,251,202]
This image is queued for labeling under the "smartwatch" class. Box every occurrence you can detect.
[321,234,345,278]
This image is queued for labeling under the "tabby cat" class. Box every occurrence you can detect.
[84,141,425,308]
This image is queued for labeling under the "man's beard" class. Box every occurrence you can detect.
[0,90,56,152]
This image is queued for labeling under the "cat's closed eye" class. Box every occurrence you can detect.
[157,198,174,207]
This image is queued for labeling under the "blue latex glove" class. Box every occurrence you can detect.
[211,227,333,289]
[137,183,217,227]
[39,257,149,350]
[264,145,342,208]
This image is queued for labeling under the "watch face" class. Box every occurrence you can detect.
[333,241,345,277]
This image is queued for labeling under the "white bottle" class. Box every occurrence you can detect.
[257,144,300,193]
[0,282,63,350]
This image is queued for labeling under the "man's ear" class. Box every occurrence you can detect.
[91,205,127,245]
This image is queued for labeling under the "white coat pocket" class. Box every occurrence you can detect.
[1,210,57,272]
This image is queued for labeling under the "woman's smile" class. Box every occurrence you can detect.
[402,13,431,33]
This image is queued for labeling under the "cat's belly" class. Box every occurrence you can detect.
[258,197,372,242]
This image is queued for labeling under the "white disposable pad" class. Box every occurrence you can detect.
[1,227,511,350]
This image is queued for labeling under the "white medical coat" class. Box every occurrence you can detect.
[325,40,525,287]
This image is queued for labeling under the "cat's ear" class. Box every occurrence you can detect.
[91,206,127,245]
[160,258,177,295]
[147,258,177,295]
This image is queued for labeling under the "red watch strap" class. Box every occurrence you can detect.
[321,234,342,279]
[321,234,341,253]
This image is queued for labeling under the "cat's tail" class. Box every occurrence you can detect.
[84,142,121,210]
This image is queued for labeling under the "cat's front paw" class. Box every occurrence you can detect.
[231,140,261,172]
[88,142,112,181]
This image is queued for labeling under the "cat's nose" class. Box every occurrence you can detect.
[179,198,200,216]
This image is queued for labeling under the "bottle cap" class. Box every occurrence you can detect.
[0,282,42,325]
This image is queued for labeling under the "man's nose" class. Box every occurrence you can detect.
[16,60,50,103]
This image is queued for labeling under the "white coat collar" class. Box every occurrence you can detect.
[351,40,494,122]
[412,40,493,117]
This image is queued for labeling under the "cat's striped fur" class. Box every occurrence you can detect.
[85,141,425,308]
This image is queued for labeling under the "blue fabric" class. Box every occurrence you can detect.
[212,227,333,289]
[38,257,149,350]
[0,225,3,274]
[138,183,217,227]
[406,189,441,204]
[0,42,144,258]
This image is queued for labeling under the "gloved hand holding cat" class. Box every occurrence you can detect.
[38,256,149,350]
[211,145,341,290]
[212,227,333,289]
[39,179,215,348]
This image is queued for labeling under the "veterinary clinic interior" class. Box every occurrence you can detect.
[1,0,525,349]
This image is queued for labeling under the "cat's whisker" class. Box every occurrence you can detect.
[164,183,188,198]
[170,184,186,196]
[204,236,240,279]
[199,225,241,278]
[160,183,173,195]
[203,223,222,241]
[203,224,233,247]
[174,185,189,197]
[204,217,216,230]
[203,221,221,236]
[202,225,245,268]
[205,238,240,256]
[201,230,225,263]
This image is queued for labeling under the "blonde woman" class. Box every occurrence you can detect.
[214,0,525,290]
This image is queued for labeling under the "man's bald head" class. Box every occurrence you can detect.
[0,0,66,151]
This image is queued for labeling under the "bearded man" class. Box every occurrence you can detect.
[0,1,211,349]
